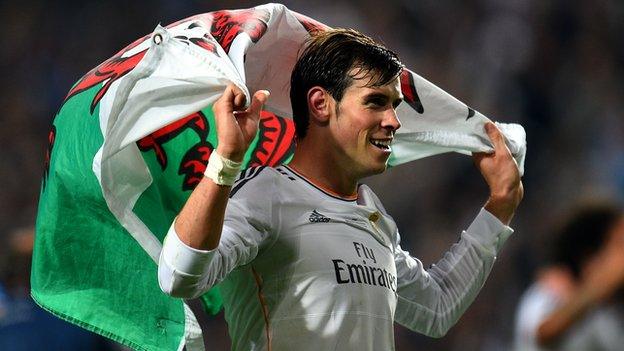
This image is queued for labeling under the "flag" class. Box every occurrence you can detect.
[31,3,526,351]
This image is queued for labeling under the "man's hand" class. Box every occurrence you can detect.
[213,84,270,162]
[473,122,524,225]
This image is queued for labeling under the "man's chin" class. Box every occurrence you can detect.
[362,162,389,178]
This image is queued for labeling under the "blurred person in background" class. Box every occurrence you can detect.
[0,226,122,350]
[513,203,624,350]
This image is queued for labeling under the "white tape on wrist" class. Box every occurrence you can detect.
[204,152,242,186]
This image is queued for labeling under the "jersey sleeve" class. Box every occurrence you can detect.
[393,208,513,337]
[158,167,276,299]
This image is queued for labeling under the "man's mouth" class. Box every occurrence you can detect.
[369,138,392,151]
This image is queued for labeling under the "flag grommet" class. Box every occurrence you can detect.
[153,34,163,45]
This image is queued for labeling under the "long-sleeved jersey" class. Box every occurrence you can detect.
[159,165,513,350]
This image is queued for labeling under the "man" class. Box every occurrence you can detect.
[514,203,624,350]
[158,28,523,350]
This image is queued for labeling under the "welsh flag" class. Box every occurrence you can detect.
[31,3,526,351]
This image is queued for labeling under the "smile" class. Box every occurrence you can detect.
[369,138,392,151]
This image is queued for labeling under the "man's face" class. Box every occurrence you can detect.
[328,71,403,179]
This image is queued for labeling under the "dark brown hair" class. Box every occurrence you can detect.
[290,28,404,138]
[552,202,622,279]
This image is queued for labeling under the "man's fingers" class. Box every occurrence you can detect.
[217,85,235,110]
[215,84,247,113]
[247,90,270,116]
[484,122,506,151]
[215,85,268,119]
[233,90,247,111]
[471,152,486,162]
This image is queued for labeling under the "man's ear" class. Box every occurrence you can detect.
[307,87,333,123]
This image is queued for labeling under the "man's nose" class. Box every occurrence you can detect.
[382,109,401,132]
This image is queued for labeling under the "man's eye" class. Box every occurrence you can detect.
[368,98,386,107]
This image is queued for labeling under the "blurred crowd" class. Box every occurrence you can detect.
[1,0,623,350]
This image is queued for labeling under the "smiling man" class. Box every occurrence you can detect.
[158,29,523,350]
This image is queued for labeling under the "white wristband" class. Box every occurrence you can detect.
[204,151,242,186]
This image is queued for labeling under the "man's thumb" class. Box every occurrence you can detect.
[249,90,270,115]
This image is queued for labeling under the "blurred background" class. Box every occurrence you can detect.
[1,0,623,350]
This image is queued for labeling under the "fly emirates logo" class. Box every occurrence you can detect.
[332,242,397,292]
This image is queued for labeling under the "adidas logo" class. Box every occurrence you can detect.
[309,210,331,223]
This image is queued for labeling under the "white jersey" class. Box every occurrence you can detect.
[159,165,513,351]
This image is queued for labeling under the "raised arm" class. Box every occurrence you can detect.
[158,84,269,298]
[175,85,269,250]
[394,122,522,336]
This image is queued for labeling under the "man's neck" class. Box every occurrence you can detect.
[288,144,358,199]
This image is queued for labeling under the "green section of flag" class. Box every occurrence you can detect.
[30,84,222,351]
[133,108,227,315]
[32,79,295,350]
